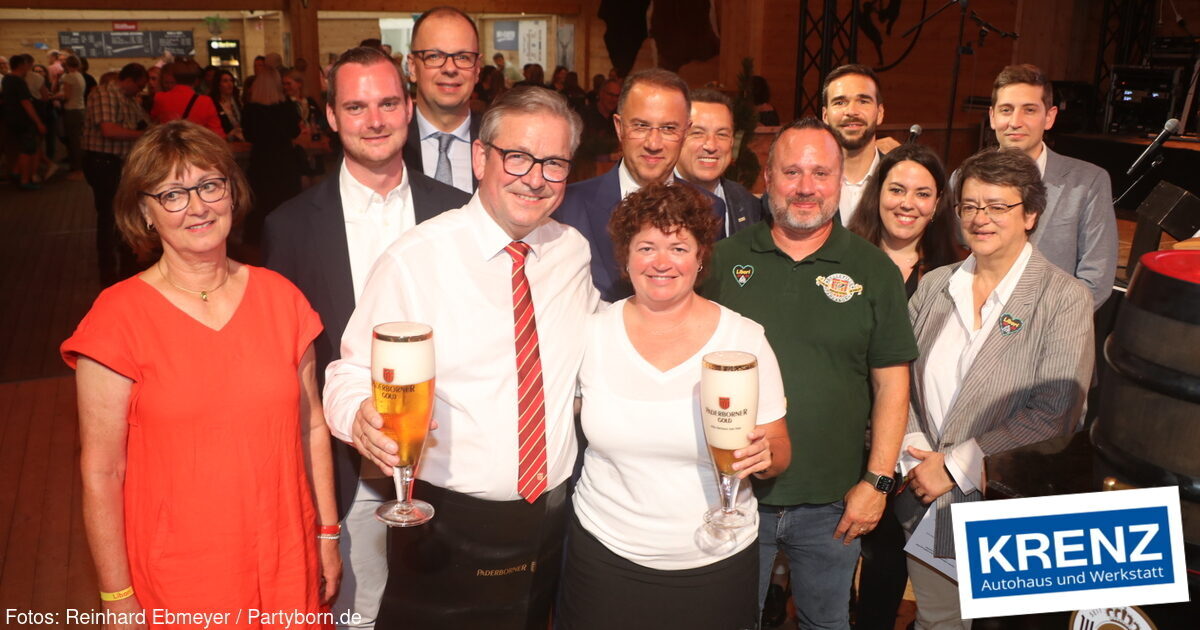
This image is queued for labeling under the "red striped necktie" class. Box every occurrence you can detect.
[505,241,548,503]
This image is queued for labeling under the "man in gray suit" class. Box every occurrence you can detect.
[674,89,765,235]
[986,64,1117,309]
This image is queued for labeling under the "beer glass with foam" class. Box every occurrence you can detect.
[700,351,758,529]
[372,322,436,527]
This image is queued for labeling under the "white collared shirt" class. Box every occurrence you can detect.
[618,159,673,200]
[839,148,881,225]
[415,109,473,194]
[899,242,1033,492]
[339,161,415,301]
[1033,141,1048,177]
[324,196,601,500]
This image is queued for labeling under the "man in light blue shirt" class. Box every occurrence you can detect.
[402,6,480,193]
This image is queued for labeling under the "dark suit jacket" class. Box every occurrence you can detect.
[553,164,729,302]
[263,163,470,517]
[895,248,1094,557]
[720,177,764,234]
[402,110,481,192]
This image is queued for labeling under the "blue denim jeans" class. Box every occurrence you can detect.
[758,501,859,630]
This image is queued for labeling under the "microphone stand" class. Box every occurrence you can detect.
[1115,155,1165,209]
[901,1,1015,164]
[1117,154,1167,282]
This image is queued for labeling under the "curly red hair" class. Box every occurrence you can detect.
[608,183,721,285]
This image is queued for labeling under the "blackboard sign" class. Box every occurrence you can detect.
[58,30,195,59]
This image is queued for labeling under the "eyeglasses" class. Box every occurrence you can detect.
[486,143,572,183]
[140,178,229,213]
[411,49,480,69]
[956,201,1023,220]
[624,121,685,142]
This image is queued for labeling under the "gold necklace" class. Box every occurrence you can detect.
[159,259,231,302]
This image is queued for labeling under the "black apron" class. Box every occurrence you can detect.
[375,480,569,629]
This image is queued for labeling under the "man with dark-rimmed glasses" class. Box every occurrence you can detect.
[324,87,599,628]
[403,6,481,194]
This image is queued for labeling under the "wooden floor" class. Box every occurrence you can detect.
[0,177,104,618]
[0,173,1174,624]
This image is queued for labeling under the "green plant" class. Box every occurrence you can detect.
[203,15,229,36]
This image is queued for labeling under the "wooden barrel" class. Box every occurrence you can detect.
[1093,250,1200,549]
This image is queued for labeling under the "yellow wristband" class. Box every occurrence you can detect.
[100,586,134,601]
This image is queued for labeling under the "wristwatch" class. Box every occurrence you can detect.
[862,471,895,494]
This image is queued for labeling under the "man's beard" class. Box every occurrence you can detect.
[833,120,876,151]
[770,194,838,232]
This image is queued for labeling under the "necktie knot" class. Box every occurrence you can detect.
[505,241,531,264]
[435,131,455,152]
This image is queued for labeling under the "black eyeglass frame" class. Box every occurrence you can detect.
[485,143,573,183]
[139,178,230,213]
[410,49,481,69]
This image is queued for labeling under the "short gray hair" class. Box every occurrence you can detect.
[480,86,583,155]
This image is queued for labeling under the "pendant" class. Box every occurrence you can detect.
[200,291,209,301]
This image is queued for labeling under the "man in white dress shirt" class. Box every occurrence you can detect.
[264,46,468,630]
[323,87,598,629]
[822,64,886,225]
[402,6,480,194]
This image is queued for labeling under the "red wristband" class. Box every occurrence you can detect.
[318,524,341,536]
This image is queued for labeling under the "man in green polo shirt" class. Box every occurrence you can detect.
[702,117,916,629]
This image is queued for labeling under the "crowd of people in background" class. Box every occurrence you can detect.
[11,5,1121,629]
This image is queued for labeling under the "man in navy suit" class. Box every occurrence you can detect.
[554,68,727,302]
[402,6,481,194]
[264,46,468,630]
[674,88,764,236]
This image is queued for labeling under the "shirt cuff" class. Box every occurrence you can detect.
[946,438,985,494]
[898,432,932,476]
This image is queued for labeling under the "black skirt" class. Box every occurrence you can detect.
[557,513,759,630]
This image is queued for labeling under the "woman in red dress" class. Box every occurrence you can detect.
[62,120,339,626]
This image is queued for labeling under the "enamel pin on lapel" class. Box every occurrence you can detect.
[998,313,1023,335]
[733,265,754,287]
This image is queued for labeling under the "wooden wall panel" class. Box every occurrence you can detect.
[317,18,379,65]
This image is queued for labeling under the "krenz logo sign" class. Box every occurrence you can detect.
[967,507,1170,597]
[952,487,1187,619]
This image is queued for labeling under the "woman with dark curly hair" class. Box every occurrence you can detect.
[846,143,967,298]
[558,183,791,630]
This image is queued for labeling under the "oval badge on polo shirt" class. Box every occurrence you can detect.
[816,273,863,303]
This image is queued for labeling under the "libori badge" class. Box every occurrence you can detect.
[950,486,1187,619]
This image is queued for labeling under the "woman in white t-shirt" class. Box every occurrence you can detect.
[559,184,791,630]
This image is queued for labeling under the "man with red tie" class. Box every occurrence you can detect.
[322,86,598,629]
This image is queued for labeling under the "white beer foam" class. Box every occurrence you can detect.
[371,322,435,385]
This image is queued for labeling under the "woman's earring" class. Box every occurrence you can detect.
[147,223,156,232]
[698,264,704,272]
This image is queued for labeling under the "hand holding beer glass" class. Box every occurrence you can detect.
[700,351,759,529]
[372,322,436,527]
